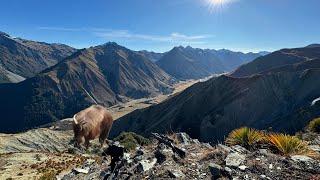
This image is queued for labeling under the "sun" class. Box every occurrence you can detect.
[205,0,236,13]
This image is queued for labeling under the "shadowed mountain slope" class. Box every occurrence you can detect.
[231,46,320,77]
[111,63,320,142]
[0,31,76,83]
[0,42,173,133]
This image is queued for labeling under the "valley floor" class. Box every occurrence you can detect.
[107,79,198,120]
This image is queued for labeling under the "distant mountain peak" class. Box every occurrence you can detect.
[306,44,320,48]
[99,42,121,49]
[171,46,184,52]
[0,31,10,37]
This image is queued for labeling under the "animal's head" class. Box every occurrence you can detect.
[73,114,84,145]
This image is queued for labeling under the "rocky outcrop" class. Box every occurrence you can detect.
[56,132,320,180]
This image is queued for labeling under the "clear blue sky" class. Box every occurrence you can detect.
[1,0,319,53]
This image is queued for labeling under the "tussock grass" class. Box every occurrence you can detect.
[308,118,320,133]
[267,133,310,156]
[225,127,265,149]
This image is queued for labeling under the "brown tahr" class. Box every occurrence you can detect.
[73,105,113,149]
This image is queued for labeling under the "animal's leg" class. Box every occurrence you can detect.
[85,138,90,149]
[99,128,111,147]
[99,135,107,148]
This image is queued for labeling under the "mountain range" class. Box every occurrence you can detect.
[110,45,320,142]
[0,42,173,133]
[137,50,164,62]
[155,46,267,80]
[0,31,76,83]
[0,31,281,135]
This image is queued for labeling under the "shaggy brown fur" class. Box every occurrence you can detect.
[73,105,113,149]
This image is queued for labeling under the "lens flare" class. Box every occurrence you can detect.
[205,0,236,13]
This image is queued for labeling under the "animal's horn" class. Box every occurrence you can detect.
[73,114,78,125]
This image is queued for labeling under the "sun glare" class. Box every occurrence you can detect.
[205,0,236,13]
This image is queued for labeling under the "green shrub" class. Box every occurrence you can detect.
[114,132,150,151]
[225,127,265,149]
[308,118,320,133]
[267,133,310,156]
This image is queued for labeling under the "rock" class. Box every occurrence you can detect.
[123,153,132,164]
[158,143,167,150]
[176,132,192,144]
[217,144,232,153]
[231,145,249,154]
[268,164,273,169]
[258,149,269,155]
[134,155,143,162]
[168,169,185,178]
[137,158,157,172]
[208,163,222,178]
[224,167,232,173]
[103,142,125,171]
[73,167,89,174]
[155,144,174,164]
[308,145,320,152]
[192,139,201,144]
[225,153,245,167]
[291,155,314,163]
[239,165,247,171]
[155,149,167,164]
[202,143,212,148]
[135,147,144,156]
[85,159,96,165]
[103,142,125,158]
[261,174,266,178]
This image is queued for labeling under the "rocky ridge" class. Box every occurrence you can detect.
[55,132,320,179]
[1,120,320,180]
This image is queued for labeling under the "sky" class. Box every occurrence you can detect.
[0,0,319,53]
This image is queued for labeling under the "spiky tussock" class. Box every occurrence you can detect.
[225,127,265,148]
[267,133,310,156]
[308,118,320,133]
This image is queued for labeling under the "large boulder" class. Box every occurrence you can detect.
[225,153,245,167]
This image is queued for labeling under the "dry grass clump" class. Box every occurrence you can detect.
[33,154,87,178]
[267,133,310,156]
[225,127,314,156]
[308,118,320,133]
[39,171,55,180]
[225,127,265,149]
[166,133,180,144]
